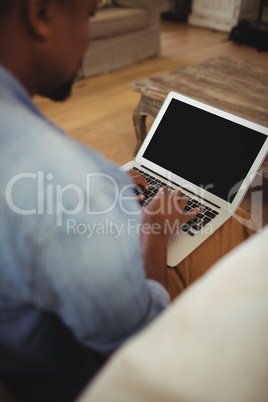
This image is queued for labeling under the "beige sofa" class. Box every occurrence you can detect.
[80,0,164,78]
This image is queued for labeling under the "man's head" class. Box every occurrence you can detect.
[0,0,98,101]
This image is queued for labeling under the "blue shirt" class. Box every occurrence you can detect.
[0,66,170,401]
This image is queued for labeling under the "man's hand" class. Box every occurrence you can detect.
[143,187,199,237]
[127,169,149,203]
[127,169,200,290]
[141,188,199,290]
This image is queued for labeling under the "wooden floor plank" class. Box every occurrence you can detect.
[34,21,268,228]
[34,22,268,165]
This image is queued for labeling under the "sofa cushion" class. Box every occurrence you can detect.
[113,0,150,8]
[90,7,148,39]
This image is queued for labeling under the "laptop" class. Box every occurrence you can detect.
[122,91,268,267]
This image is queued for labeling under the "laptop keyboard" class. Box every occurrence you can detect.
[132,167,219,236]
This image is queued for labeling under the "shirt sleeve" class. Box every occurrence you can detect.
[32,164,170,355]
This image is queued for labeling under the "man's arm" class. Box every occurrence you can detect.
[141,188,199,289]
[127,170,199,289]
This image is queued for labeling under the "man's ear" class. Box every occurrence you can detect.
[25,0,54,40]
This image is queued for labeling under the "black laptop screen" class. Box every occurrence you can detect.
[142,98,267,203]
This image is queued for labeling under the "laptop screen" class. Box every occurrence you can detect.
[142,98,267,203]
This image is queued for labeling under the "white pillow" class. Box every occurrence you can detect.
[78,226,268,402]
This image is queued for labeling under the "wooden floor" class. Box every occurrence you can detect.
[34,21,268,228]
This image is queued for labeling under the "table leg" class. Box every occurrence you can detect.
[133,98,149,155]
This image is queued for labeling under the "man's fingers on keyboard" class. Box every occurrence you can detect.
[136,194,145,203]
[184,207,199,223]
[172,189,187,200]
[171,189,188,210]
[156,186,168,197]
[128,170,149,191]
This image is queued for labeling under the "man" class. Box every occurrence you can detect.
[0,1,255,401]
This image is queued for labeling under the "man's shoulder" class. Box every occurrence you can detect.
[0,92,128,187]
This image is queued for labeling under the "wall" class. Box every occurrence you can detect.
[188,0,261,32]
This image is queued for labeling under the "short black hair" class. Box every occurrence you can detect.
[0,0,74,19]
[0,0,15,15]
[0,0,27,21]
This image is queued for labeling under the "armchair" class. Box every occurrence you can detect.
[80,0,164,78]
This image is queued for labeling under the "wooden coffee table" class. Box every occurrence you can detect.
[131,57,268,178]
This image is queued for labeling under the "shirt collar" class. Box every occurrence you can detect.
[0,64,66,135]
